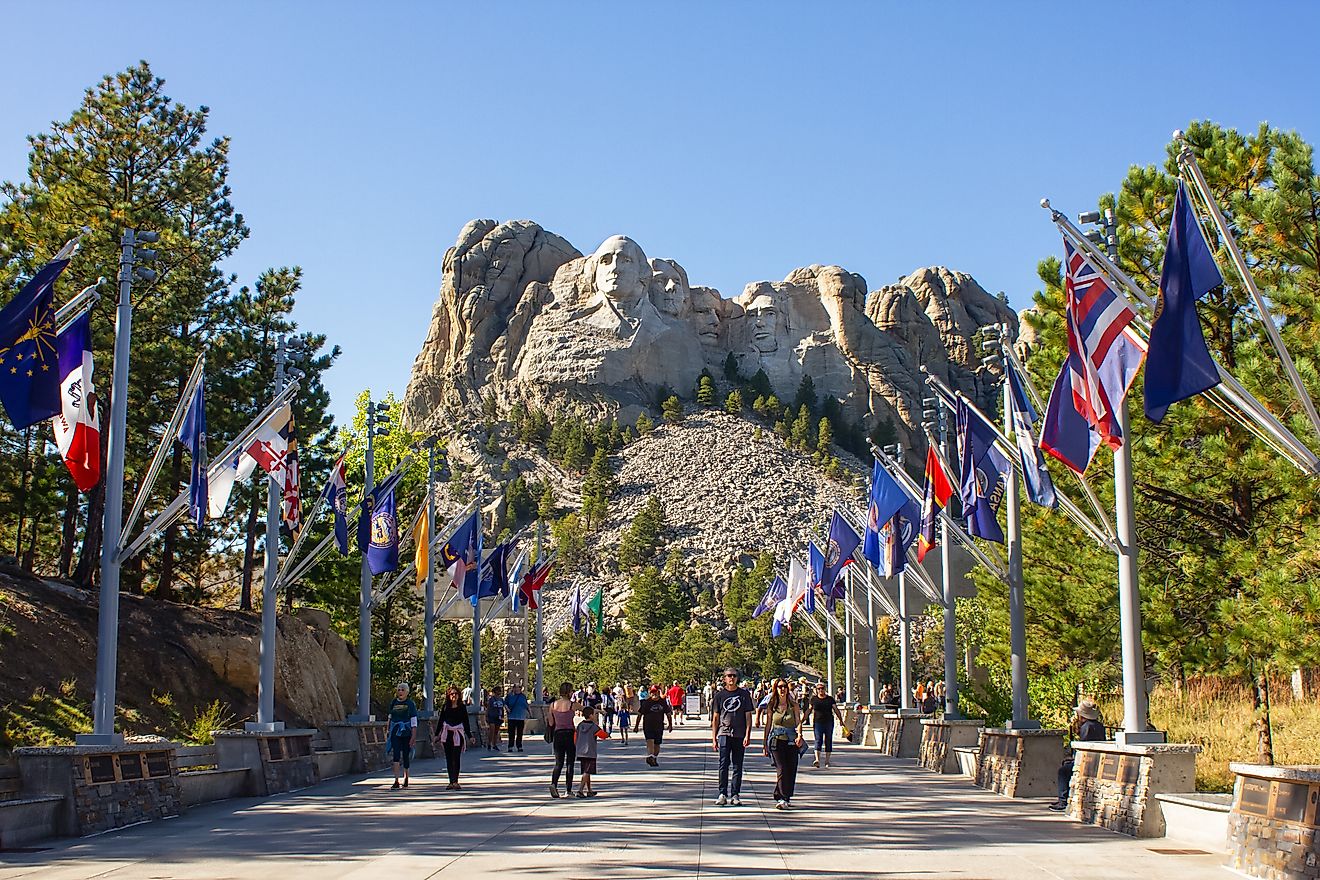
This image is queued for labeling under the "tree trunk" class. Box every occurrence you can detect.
[239,483,260,611]
[14,427,31,558]
[59,488,79,578]
[1252,667,1275,765]
[73,477,106,587]
[155,441,185,603]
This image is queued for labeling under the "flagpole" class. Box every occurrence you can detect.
[423,440,437,715]
[925,399,961,719]
[253,336,290,730]
[843,576,854,702]
[352,397,387,721]
[84,229,157,745]
[898,569,912,711]
[1113,399,1157,743]
[471,482,485,712]
[534,518,545,704]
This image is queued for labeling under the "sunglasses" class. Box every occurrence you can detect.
[776,684,789,690]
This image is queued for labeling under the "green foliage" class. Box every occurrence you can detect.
[0,679,92,748]
[538,484,557,519]
[624,565,689,632]
[723,351,742,383]
[816,417,834,455]
[181,699,238,745]
[617,496,666,572]
[635,412,654,435]
[696,374,716,407]
[551,513,589,573]
[793,375,818,414]
[790,404,815,450]
[579,448,617,530]
[661,395,684,423]
[725,389,744,415]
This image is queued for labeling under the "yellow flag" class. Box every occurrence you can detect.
[413,510,429,592]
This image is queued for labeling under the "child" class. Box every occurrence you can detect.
[575,706,609,798]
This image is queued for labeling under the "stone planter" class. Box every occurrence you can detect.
[876,712,929,758]
[323,721,391,773]
[1066,740,1200,838]
[213,730,319,796]
[1227,763,1320,880]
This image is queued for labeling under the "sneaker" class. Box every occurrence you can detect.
[730,795,742,806]
[549,784,560,799]
[813,755,820,768]
[402,779,409,788]
[775,800,786,810]
[576,790,587,798]
[586,791,598,798]
[715,794,728,806]
[784,799,791,809]
[1047,802,1067,812]
[391,780,400,789]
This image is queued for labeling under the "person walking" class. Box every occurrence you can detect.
[807,680,844,768]
[432,685,471,790]
[617,684,634,745]
[485,686,506,750]
[1049,698,1107,811]
[637,684,673,766]
[666,680,686,725]
[548,682,578,798]
[505,684,530,752]
[600,685,615,735]
[574,705,609,797]
[387,683,418,789]
[711,667,754,806]
[764,677,804,809]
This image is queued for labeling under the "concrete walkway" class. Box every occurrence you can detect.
[0,724,1228,879]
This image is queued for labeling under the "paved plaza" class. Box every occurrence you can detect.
[0,726,1227,879]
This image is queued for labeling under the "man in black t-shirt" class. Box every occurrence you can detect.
[711,667,754,805]
[636,685,673,767]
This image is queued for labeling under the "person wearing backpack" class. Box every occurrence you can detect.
[387,683,418,789]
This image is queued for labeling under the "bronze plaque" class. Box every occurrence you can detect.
[289,736,311,758]
[266,737,285,761]
[145,752,172,778]
[1237,778,1271,817]
[1076,752,1098,777]
[86,755,117,784]
[1118,756,1141,787]
[1099,754,1121,782]
[1271,780,1310,824]
[118,753,143,781]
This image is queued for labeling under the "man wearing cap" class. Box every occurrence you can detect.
[637,684,673,766]
[1049,698,1106,811]
[711,667,754,806]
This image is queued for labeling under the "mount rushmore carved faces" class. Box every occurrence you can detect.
[590,235,649,310]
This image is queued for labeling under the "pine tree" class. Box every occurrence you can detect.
[791,404,815,450]
[723,351,742,383]
[817,417,834,455]
[617,496,666,571]
[696,375,716,407]
[635,412,654,435]
[662,396,684,423]
[749,368,772,399]
[793,375,818,414]
[538,485,557,519]
[725,389,744,415]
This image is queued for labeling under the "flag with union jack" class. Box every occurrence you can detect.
[1061,239,1146,448]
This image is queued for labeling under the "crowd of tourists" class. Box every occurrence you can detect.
[380,668,849,808]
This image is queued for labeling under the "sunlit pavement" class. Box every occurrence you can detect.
[0,723,1228,879]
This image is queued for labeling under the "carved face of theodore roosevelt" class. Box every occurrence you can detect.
[591,235,648,308]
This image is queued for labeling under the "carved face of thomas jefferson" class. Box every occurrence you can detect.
[591,236,648,309]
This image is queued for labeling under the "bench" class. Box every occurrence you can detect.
[0,795,64,849]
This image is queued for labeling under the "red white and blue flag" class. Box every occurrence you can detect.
[52,312,101,492]
[1042,240,1146,475]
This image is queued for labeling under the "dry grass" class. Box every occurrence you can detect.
[1096,677,1320,792]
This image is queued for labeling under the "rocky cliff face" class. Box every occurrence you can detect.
[401,220,1017,447]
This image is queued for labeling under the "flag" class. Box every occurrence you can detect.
[478,541,514,598]
[412,508,429,592]
[820,511,860,599]
[207,451,258,519]
[357,469,404,576]
[773,557,811,636]
[808,540,826,610]
[0,257,68,430]
[1062,238,1145,448]
[917,444,954,562]
[177,379,207,528]
[588,585,604,633]
[571,582,594,634]
[519,557,554,610]
[51,312,100,492]
[956,398,1011,543]
[1006,365,1057,509]
[1145,181,1224,422]
[862,459,910,569]
[280,418,301,541]
[752,574,787,618]
[1040,359,1103,475]
[205,402,295,518]
[441,511,479,595]
[321,454,349,553]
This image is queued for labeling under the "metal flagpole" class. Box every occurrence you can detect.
[471,482,485,708]
[1001,351,1032,729]
[866,563,878,704]
[253,336,290,730]
[352,397,389,720]
[423,440,437,715]
[923,391,961,720]
[84,229,157,745]
[843,575,854,702]
[1113,399,1157,742]
[534,519,545,703]
[898,569,912,711]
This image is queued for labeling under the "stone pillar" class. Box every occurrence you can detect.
[919,718,985,774]
[1227,763,1320,879]
[973,728,1066,798]
[1066,741,1200,838]
[213,730,320,796]
[323,721,391,773]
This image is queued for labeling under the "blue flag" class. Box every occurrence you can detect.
[479,541,514,598]
[440,511,480,594]
[808,540,826,611]
[1007,365,1057,509]
[1040,357,1102,476]
[752,574,787,618]
[321,455,349,554]
[177,381,208,528]
[956,398,1010,544]
[0,258,69,430]
[1145,181,1224,422]
[357,470,404,575]
[862,459,910,569]
[820,512,860,601]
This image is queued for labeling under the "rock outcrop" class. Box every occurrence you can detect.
[402,220,1017,448]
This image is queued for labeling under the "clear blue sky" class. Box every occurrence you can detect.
[2,2,1317,428]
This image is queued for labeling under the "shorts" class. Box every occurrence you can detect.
[578,757,597,774]
[644,730,664,744]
